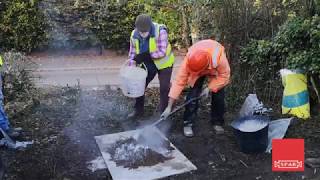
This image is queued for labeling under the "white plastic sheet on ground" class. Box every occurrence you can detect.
[265,118,293,153]
[95,129,197,180]
[87,156,107,172]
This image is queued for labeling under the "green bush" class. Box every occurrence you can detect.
[242,16,320,72]
[274,16,320,73]
[1,52,38,118]
[141,1,182,46]
[0,0,47,52]
[240,15,320,107]
[242,16,320,74]
[89,0,144,50]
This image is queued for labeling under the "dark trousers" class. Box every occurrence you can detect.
[183,76,225,126]
[135,60,172,113]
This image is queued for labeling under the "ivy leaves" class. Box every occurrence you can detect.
[241,15,320,74]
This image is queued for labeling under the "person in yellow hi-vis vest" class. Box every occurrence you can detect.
[127,14,175,118]
[0,52,21,138]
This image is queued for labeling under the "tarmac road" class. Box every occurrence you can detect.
[30,49,184,89]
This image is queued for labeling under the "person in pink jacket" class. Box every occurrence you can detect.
[161,39,231,137]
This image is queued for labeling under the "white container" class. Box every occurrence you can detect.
[119,60,147,98]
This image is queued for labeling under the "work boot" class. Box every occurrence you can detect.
[213,125,224,134]
[6,128,21,138]
[183,125,194,137]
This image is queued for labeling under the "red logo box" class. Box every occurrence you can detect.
[272,139,304,171]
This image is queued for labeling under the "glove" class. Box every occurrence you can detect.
[160,106,172,120]
[200,87,210,98]
[134,52,151,64]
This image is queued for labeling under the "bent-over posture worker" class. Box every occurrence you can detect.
[161,39,230,137]
[127,14,174,118]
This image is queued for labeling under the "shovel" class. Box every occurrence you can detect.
[135,94,205,149]
[150,95,205,127]
[138,93,206,134]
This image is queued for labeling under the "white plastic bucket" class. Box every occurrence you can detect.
[120,60,148,98]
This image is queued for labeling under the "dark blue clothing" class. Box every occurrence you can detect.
[0,74,9,131]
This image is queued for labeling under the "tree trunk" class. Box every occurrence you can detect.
[181,6,191,47]
[190,5,200,44]
[311,74,320,103]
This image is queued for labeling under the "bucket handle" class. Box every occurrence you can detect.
[121,59,148,73]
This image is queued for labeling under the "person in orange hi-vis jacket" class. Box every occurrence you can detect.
[160,39,231,137]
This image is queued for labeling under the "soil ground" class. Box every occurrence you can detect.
[1,86,319,180]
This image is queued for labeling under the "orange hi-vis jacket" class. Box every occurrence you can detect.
[169,39,231,99]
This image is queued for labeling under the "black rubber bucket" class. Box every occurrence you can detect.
[231,115,270,154]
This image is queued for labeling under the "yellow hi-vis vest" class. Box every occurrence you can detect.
[130,23,175,70]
